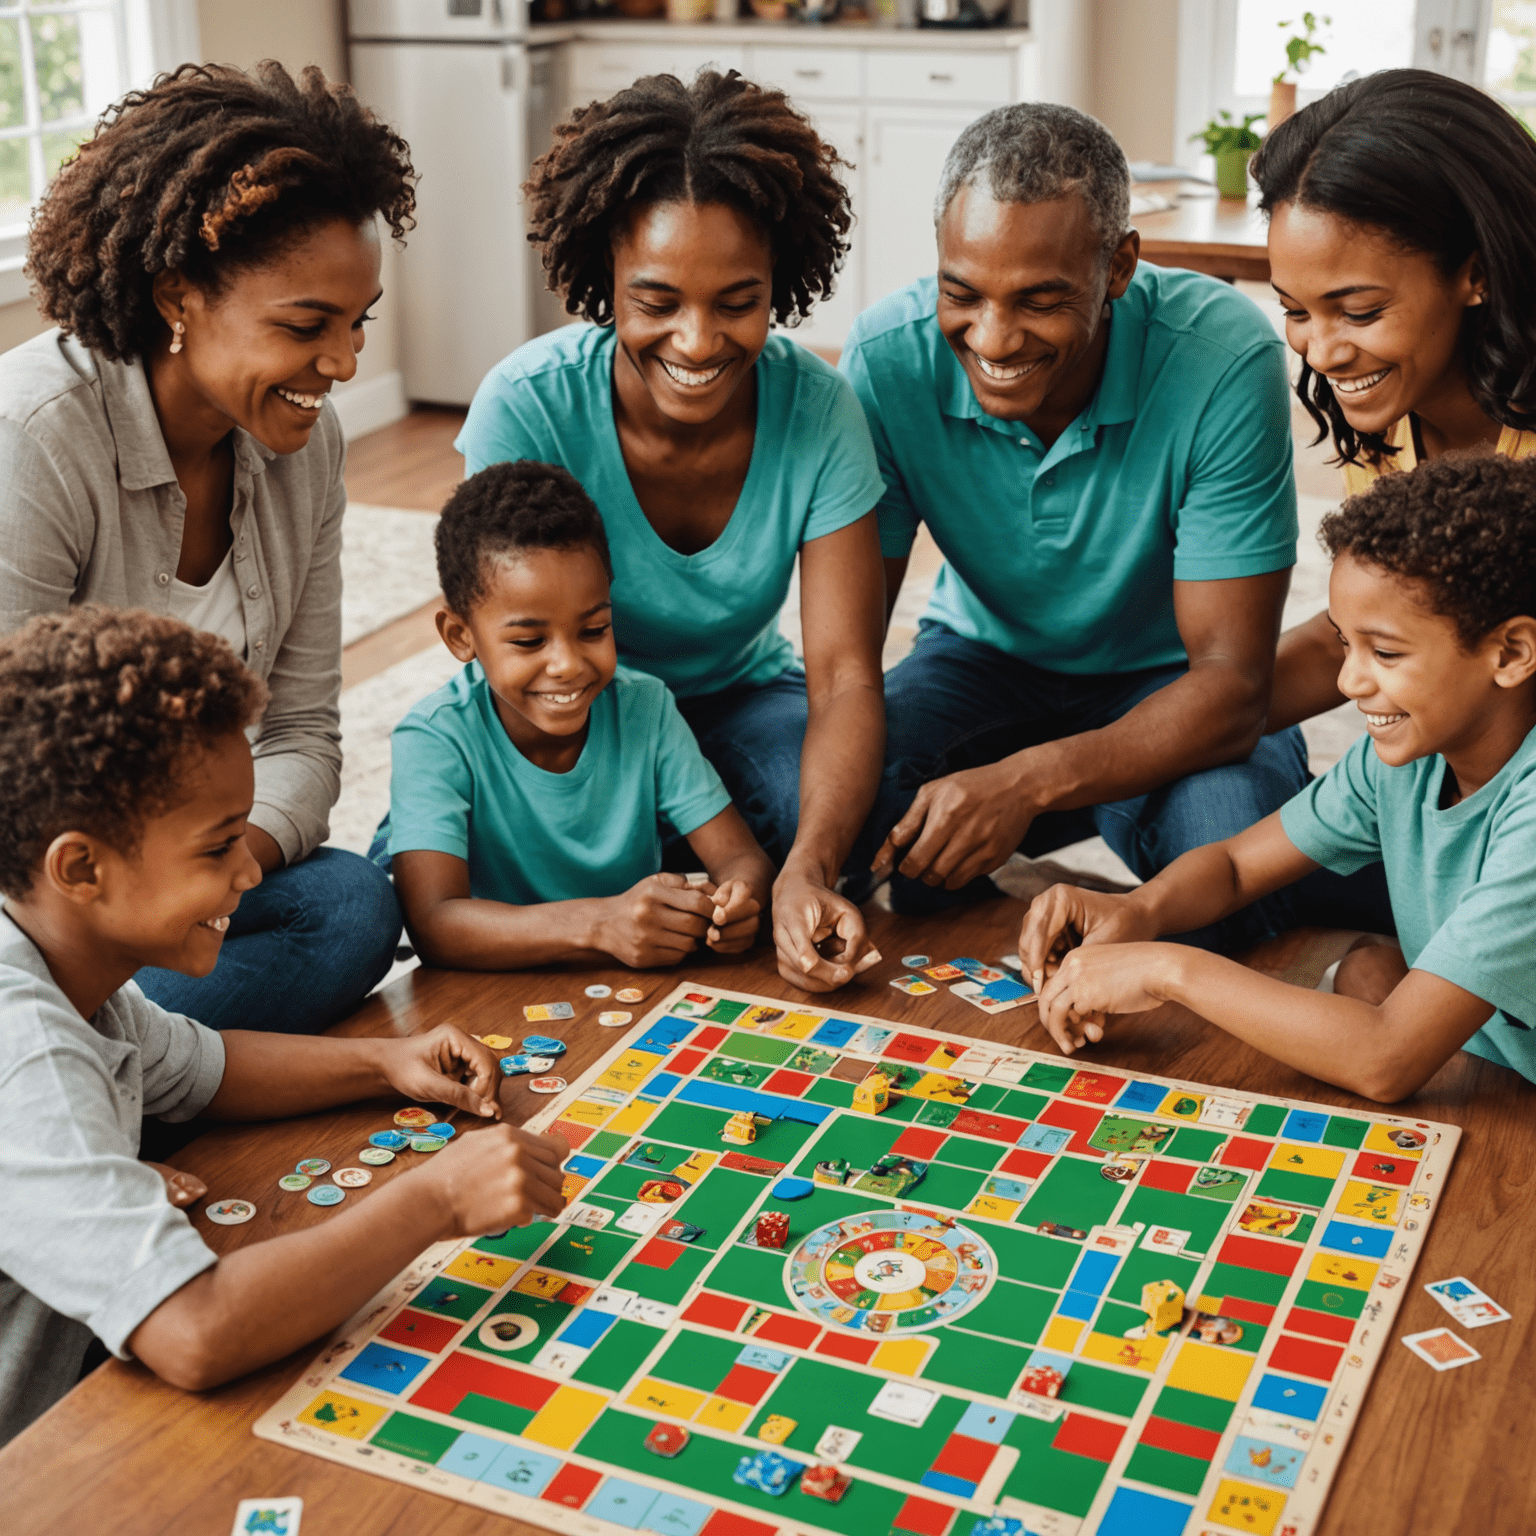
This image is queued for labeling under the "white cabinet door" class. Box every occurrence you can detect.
[785,105,862,352]
[568,41,748,103]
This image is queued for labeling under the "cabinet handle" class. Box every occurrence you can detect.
[929,71,954,82]
[794,68,823,77]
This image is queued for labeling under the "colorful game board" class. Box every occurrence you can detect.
[256,983,1460,1536]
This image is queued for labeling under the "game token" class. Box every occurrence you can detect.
[307,1184,345,1206]
[585,984,612,998]
[278,1173,312,1192]
[368,1130,410,1150]
[358,1146,395,1166]
[332,1167,373,1188]
[524,1001,575,1021]
[426,1122,457,1139]
[638,1178,686,1204]
[409,1134,447,1153]
[900,954,930,969]
[477,1034,514,1050]
[800,1464,851,1504]
[394,1108,435,1130]
[598,1010,633,1027]
[528,1076,567,1094]
[758,1414,796,1444]
[521,1034,568,1056]
[295,1158,331,1176]
[230,1496,302,1536]
[733,1449,799,1496]
[615,988,645,1003]
[206,1199,256,1225]
[645,1423,689,1458]
[771,1177,814,1201]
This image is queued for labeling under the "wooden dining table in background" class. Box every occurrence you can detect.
[3,895,1533,1535]
[1134,185,1271,285]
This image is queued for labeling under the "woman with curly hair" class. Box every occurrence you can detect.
[1254,70,1536,732]
[459,70,888,995]
[0,60,411,1033]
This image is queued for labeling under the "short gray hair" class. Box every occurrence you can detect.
[935,102,1131,259]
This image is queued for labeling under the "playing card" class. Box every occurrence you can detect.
[231,1498,303,1536]
[1424,1276,1510,1329]
[889,974,937,996]
[1402,1327,1481,1370]
[615,1204,668,1236]
[868,1381,938,1427]
[921,963,967,981]
[951,980,1030,1014]
[950,958,1006,982]
[814,1425,862,1461]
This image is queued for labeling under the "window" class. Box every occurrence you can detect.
[1485,0,1536,126]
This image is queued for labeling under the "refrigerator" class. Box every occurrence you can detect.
[348,0,561,406]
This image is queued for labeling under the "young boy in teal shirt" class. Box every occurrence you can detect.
[387,461,775,970]
[1018,455,1536,1100]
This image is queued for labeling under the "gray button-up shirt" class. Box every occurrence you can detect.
[0,329,344,862]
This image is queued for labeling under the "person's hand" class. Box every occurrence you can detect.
[425,1123,570,1236]
[1037,942,1175,1054]
[594,874,715,968]
[1018,885,1159,993]
[773,867,882,992]
[378,1024,505,1120]
[704,878,762,954]
[146,1161,207,1209]
[871,760,1036,891]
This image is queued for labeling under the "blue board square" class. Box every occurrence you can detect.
[642,1493,712,1535]
[1056,1289,1100,1322]
[644,1073,682,1097]
[921,1470,979,1499]
[482,1444,561,1495]
[1224,1435,1303,1489]
[955,1401,1014,1444]
[1023,1347,1074,1379]
[336,1341,426,1396]
[1282,1109,1328,1143]
[1251,1373,1328,1420]
[651,1017,698,1042]
[1113,1080,1167,1113]
[1070,1250,1120,1296]
[557,1307,618,1348]
[564,1153,606,1178]
[437,1430,506,1481]
[1018,1124,1071,1153]
[735,1344,791,1372]
[586,1478,658,1528]
[1096,1485,1195,1536]
[1320,1219,1393,1259]
[636,1036,677,1055]
[810,1017,860,1047]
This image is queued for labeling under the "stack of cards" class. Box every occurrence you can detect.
[1424,1276,1510,1329]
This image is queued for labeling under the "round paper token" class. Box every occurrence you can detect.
[409,1134,447,1153]
[901,954,930,969]
[598,1010,633,1027]
[278,1173,312,1192]
[332,1167,373,1188]
[307,1184,345,1206]
[426,1122,457,1140]
[523,1055,557,1073]
[369,1129,410,1150]
[359,1146,396,1166]
[585,984,612,999]
[528,1075,567,1094]
[205,1198,256,1225]
[478,1034,514,1050]
[394,1107,436,1130]
[295,1158,331,1176]
[521,1034,568,1057]
[615,988,646,1004]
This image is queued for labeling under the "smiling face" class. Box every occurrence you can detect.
[935,184,1138,427]
[1268,202,1485,437]
[152,216,383,455]
[440,543,617,770]
[609,199,773,427]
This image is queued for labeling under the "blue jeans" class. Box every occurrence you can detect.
[135,846,402,1034]
[856,621,1313,952]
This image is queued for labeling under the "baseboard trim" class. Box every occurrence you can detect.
[331,369,408,442]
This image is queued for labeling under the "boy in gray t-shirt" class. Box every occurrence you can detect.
[0,608,569,1446]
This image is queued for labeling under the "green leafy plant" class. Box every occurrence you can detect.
[1275,11,1329,84]
[1190,110,1265,156]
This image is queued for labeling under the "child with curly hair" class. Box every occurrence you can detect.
[0,608,566,1445]
[1020,455,1536,1101]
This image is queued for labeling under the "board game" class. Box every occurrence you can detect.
[256,982,1460,1536]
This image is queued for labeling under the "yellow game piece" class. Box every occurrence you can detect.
[852,1070,891,1116]
[758,1414,797,1444]
[722,1111,759,1145]
[1141,1279,1185,1333]
[477,1034,514,1050]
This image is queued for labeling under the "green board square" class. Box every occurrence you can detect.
[1000,1414,1109,1518]
[1323,1115,1371,1149]
[456,1392,535,1437]
[1243,1103,1287,1137]
[1294,1277,1369,1319]
[460,1293,573,1364]
[704,999,750,1022]
[1153,1384,1236,1433]
[1108,1245,1201,1308]
[588,1162,667,1202]
[650,1329,745,1393]
[1124,1442,1209,1496]
[982,1224,1080,1290]
[751,1357,884,1456]
[646,1100,816,1165]
[701,1056,773,1088]
[1255,1168,1338,1208]
[572,1317,665,1391]
[785,1046,839,1075]
[908,1161,987,1210]
[806,1077,856,1109]
[1203,1261,1289,1307]
[936,1134,1005,1171]
[583,1131,629,1159]
[998,1089,1051,1120]
[700,1243,791,1308]
[884,1093,928,1123]
[1019,1155,1125,1233]
[721,1031,797,1064]
[1021,1064,1075,1093]
[672,1167,767,1247]
[953,1279,1057,1348]
[964,1084,1009,1111]
[1186,1167,1249,1204]
[1166,1127,1229,1163]
[1116,1187,1230,1255]
[922,1330,1032,1397]
[371,1411,460,1463]
[793,1116,900,1177]
[1093,1298,1148,1339]
[620,1242,714,1305]
[916,1100,961,1126]
[1056,1360,1148,1418]
[472,1225,551,1264]
[410,1273,499,1319]
[541,1226,635,1280]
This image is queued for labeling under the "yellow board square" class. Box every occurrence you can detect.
[1363,1122,1426,1159]
[561,1173,589,1200]
[1207,1478,1287,1536]
[522,1384,609,1451]
[924,1042,964,1071]
[298,1390,386,1440]
[767,1011,823,1039]
[1165,1341,1253,1402]
[1336,1179,1402,1225]
[1160,1090,1205,1121]
[871,1338,931,1376]
[1080,1330,1169,1372]
[562,1099,615,1128]
[444,1249,519,1289]
[626,1378,708,1419]
[757,1414,797,1444]
[696,1396,753,1432]
[966,1195,1021,1222]
[908,1072,971,1104]
[513,1268,569,1299]
[1267,1142,1346,1180]
[1307,1251,1379,1291]
[672,1149,718,1183]
[604,1100,655,1136]
[1041,1315,1085,1352]
[595,1050,666,1094]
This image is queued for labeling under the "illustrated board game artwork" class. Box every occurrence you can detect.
[256,984,1460,1536]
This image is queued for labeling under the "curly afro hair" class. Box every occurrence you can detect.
[1320,454,1536,647]
[26,60,416,362]
[0,607,268,896]
[524,69,851,327]
[437,461,613,617]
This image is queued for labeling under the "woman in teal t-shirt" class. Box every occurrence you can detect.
[460,71,887,993]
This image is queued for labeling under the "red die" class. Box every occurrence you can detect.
[800,1464,851,1503]
[756,1211,790,1250]
[1019,1365,1064,1399]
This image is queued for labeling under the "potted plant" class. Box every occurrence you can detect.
[1191,111,1265,199]
[1270,12,1329,128]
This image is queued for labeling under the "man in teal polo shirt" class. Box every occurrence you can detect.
[842,102,1308,948]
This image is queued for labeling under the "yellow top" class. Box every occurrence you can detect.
[1341,416,1536,497]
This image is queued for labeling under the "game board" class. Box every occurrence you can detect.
[256,983,1460,1536]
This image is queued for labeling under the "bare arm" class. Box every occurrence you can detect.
[684,805,775,954]
[1269,609,1347,733]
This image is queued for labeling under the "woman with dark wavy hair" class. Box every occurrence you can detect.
[458,70,888,994]
[1254,68,1536,731]
[0,61,413,1033]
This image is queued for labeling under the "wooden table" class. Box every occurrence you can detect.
[1135,186,1270,284]
[5,896,1534,1535]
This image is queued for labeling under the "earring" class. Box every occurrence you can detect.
[169,321,185,355]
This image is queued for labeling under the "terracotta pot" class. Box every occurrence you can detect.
[1269,79,1297,129]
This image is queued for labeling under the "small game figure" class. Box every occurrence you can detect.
[757,1412,796,1442]
[814,1158,851,1187]
[852,1070,891,1116]
[1194,1313,1245,1346]
[645,1422,689,1458]
[756,1211,790,1250]
[722,1111,758,1145]
[733,1449,800,1496]
[1019,1364,1064,1399]
[1141,1279,1185,1333]
[1037,1222,1088,1240]
[800,1464,851,1503]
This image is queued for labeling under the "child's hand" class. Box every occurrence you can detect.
[1037,942,1171,1054]
[705,878,762,953]
[146,1161,207,1209]
[379,1024,505,1120]
[427,1123,570,1236]
[1019,885,1157,996]
[596,874,715,968]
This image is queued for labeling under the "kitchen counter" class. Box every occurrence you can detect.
[529,18,1031,48]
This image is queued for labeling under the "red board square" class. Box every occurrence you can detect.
[998,1148,1053,1181]
[763,1069,814,1097]
[1051,1412,1125,1462]
[1221,1136,1274,1171]
[1138,1159,1194,1194]
[891,1127,949,1160]
[894,1494,957,1536]
[1037,1099,1103,1154]
[715,1363,779,1405]
[700,1512,779,1536]
[1218,1233,1302,1278]
[1219,1296,1277,1328]
[379,1308,460,1354]
[670,1048,708,1076]
[1267,1333,1345,1382]
[1063,1070,1123,1104]
[1140,1415,1221,1461]
[633,1238,686,1270]
[682,1291,752,1332]
[949,1109,1029,1144]
[411,1353,557,1415]
[542,1462,603,1509]
[886,1032,941,1063]
[815,1332,879,1365]
[548,1120,593,1149]
[931,1432,999,1482]
[1352,1149,1416,1186]
[691,1026,730,1051]
[750,1313,822,1350]
[1285,1305,1355,1344]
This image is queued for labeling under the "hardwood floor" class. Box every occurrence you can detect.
[344,404,466,513]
